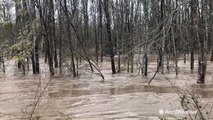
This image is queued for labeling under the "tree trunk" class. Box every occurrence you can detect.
[190,51,194,70]
[99,0,103,62]
[184,51,186,63]
[144,53,148,76]
[159,0,165,73]
[211,49,213,62]
[197,0,208,84]
[143,0,149,76]
[35,36,40,73]
[190,0,197,71]
[104,0,116,74]
[15,0,22,70]
[64,0,77,77]
[210,0,213,62]
[31,52,36,73]
[46,37,54,76]
[30,0,39,74]
[94,15,99,63]
[49,0,58,68]
[58,3,62,74]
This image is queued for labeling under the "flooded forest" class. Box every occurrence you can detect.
[0,0,213,119]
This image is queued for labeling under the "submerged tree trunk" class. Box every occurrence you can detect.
[0,52,5,73]
[159,0,165,73]
[94,14,99,63]
[184,51,186,63]
[210,0,213,62]
[190,0,196,71]
[47,0,54,76]
[30,0,39,74]
[49,0,58,68]
[143,0,149,76]
[104,0,116,74]
[211,49,213,62]
[99,0,103,62]
[15,0,22,70]
[58,4,63,74]
[46,37,54,76]
[35,36,40,73]
[197,38,207,84]
[117,52,121,73]
[143,53,148,76]
[197,0,208,84]
[172,26,178,75]
[37,0,54,75]
[190,51,194,70]
[64,0,77,77]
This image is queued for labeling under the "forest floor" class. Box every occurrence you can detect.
[0,58,213,120]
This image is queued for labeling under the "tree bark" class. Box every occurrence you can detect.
[209,0,213,62]
[30,0,40,74]
[190,0,197,71]
[99,0,103,62]
[159,0,165,73]
[197,0,208,84]
[64,0,77,77]
[143,0,149,76]
[104,0,116,74]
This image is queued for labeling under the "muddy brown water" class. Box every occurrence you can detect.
[0,60,213,120]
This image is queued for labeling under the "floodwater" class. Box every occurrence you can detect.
[0,59,213,120]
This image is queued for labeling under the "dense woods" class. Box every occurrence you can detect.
[0,0,212,84]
